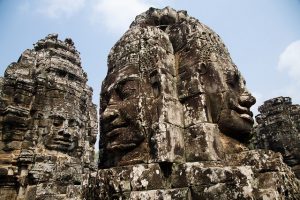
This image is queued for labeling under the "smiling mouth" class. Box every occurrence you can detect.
[103,126,143,151]
[239,113,254,123]
[53,137,73,146]
[106,142,137,151]
[105,127,128,138]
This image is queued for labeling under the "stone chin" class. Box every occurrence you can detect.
[218,109,254,143]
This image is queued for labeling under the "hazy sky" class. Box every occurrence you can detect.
[1,0,300,116]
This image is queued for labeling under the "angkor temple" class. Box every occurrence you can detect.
[0,7,299,200]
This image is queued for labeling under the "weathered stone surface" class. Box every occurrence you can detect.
[0,34,97,199]
[92,7,300,200]
[251,96,300,178]
[1,6,299,200]
[184,123,222,162]
[130,188,191,200]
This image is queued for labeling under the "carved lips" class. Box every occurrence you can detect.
[102,116,140,151]
[46,130,76,151]
[230,98,254,124]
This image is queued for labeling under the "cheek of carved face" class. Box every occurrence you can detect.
[44,116,80,152]
[100,79,145,152]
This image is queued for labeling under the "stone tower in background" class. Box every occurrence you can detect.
[89,7,300,199]
[0,34,97,199]
[252,96,300,179]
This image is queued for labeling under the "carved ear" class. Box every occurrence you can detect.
[150,70,161,98]
[196,62,207,75]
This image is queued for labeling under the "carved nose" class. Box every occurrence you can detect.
[101,107,119,123]
[239,92,256,108]
[58,130,71,138]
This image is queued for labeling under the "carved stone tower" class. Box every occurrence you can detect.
[0,34,97,200]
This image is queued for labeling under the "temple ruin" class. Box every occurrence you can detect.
[0,6,300,200]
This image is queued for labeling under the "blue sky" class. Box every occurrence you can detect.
[1,0,300,116]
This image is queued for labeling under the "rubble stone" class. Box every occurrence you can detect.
[0,34,97,199]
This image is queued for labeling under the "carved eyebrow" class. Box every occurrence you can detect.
[225,70,239,78]
[117,77,139,86]
[106,75,139,93]
[49,114,65,120]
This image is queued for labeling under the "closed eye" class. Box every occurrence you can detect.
[51,115,65,126]
[226,72,240,88]
[116,79,138,100]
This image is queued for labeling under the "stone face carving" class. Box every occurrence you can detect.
[251,96,300,178]
[92,7,300,199]
[99,6,256,168]
[0,34,97,200]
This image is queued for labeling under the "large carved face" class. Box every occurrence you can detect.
[33,56,87,154]
[203,55,256,141]
[176,43,255,143]
[100,66,146,152]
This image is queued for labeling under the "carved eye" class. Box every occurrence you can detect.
[56,69,67,77]
[69,119,80,128]
[69,73,79,81]
[196,62,207,75]
[52,116,65,127]
[226,71,240,88]
[116,80,138,100]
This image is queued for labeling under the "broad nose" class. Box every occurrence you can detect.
[101,107,119,123]
[58,129,71,138]
[239,91,256,108]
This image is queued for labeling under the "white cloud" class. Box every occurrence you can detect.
[36,0,86,18]
[91,0,151,33]
[278,40,300,82]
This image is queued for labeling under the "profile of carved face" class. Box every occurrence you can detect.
[215,63,256,141]
[178,49,256,142]
[173,25,256,143]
